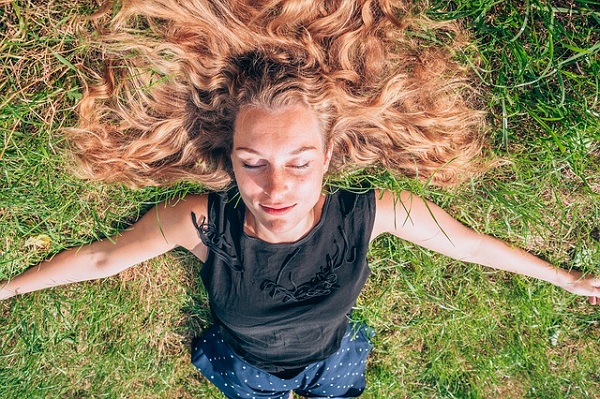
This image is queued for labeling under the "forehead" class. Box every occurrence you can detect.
[233,103,324,151]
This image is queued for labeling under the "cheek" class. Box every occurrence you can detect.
[238,180,262,201]
[300,170,325,193]
[232,168,260,196]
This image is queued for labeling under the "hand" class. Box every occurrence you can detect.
[561,272,600,305]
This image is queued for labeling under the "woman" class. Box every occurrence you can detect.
[2,1,599,398]
[2,52,599,398]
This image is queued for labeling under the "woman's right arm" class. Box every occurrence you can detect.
[0,194,208,300]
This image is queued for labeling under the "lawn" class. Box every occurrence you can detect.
[1,0,599,398]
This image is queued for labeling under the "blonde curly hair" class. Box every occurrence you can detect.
[68,0,487,190]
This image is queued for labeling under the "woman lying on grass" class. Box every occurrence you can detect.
[2,1,599,398]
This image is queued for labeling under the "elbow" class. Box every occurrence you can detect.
[85,246,121,279]
[457,233,486,264]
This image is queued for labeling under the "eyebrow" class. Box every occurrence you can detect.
[234,146,318,155]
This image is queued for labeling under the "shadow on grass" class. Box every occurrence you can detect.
[171,248,213,347]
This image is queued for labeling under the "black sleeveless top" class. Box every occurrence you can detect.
[193,188,376,373]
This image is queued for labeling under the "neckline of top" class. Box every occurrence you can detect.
[240,193,333,247]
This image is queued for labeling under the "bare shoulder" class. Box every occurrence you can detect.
[162,193,208,221]
[372,190,403,234]
[371,189,413,240]
[151,193,209,261]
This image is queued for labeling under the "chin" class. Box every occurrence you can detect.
[260,217,299,233]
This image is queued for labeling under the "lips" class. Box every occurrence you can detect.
[260,204,296,215]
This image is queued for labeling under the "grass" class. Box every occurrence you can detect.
[1,0,599,398]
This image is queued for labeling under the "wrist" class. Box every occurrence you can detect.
[554,268,581,290]
[0,280,15,300]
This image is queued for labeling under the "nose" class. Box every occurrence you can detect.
[263,167,288,200]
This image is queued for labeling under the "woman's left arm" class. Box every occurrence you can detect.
[372,190,600,304]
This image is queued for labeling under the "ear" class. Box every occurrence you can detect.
[323,140,334,172]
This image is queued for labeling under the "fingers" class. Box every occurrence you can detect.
[582,276,600,305]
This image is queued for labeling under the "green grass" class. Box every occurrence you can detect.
[1,0,599,398]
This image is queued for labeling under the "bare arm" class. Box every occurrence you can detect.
[372,190,600,304]
[0,195,208,300]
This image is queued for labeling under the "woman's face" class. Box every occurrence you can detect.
[231,103,332,243]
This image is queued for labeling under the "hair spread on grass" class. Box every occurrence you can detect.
[68,0,488,190]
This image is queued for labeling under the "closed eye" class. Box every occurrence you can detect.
[242,163,265,169]
[291,163,310,170]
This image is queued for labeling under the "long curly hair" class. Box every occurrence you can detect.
[68,0,487,190]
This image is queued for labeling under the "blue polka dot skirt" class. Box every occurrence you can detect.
[191,322,375,399]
